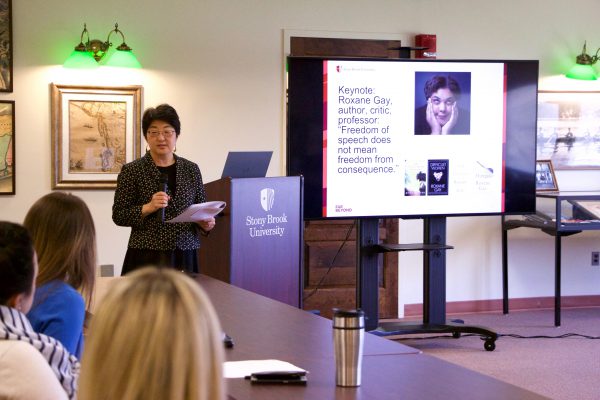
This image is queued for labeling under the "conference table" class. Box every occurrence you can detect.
[197,274,549,400]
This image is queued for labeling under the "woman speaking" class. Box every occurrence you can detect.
[112,104,215,275]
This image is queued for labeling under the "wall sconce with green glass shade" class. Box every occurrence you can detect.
[565,42,599,80]
[63,23,141,69]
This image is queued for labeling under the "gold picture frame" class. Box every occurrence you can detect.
[0,100,14,194]
[0,0,12,93]
[51,84,142,189]
[535,159,558,192]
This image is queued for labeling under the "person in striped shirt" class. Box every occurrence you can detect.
[0,221,80,399]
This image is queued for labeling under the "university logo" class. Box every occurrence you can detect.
[260,188,275,212]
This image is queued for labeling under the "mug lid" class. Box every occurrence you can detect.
[332,308,364,318]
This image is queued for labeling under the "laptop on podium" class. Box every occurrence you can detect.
[221,151,272,179]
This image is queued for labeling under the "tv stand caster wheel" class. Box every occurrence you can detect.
[484,339,496,351]
[452,331,461,338]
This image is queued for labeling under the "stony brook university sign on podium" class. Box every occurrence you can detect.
[199,176,303,307]
[246,188,287,237]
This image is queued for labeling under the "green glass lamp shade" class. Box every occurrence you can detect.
[566,63,597,80]
[63,50,98,69]
[104,49,142,68]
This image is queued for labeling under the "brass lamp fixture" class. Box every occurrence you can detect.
[565,42,599,80]
[63,23,142,69]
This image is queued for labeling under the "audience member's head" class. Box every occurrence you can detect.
[0,221,36,312]
[79,267,225,400]
[23,192,96,306]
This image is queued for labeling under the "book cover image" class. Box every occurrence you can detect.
[428,159,449,196]
[404,159,428,196]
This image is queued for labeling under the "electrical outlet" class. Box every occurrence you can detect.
[99,264,114,277]
[592,252,600,266]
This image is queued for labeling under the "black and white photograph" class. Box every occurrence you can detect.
[535,159,558,191]
[537,91,600,169]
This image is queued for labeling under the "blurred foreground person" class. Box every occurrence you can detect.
[0,221,79,400]
[25,191,97,359]
[79,267,225,400]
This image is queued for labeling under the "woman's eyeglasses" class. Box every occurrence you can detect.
[147,129,176,138]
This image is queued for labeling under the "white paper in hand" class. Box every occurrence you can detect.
[166,201,226,223]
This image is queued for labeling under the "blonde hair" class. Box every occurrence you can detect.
[79,267,225,400]
[23,192,96,308]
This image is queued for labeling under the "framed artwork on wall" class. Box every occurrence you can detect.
[0,0,12,92]
[535,159,558,192]
[0,100,14,194]
[537,90,600,170]
[50,84,143,189]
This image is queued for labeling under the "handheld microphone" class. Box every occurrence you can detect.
[159,173,168,222]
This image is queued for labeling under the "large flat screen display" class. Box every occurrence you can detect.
[287,57,539,219]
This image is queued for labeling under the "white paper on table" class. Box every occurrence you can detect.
[223,359,307,379]
[166,201,226,223]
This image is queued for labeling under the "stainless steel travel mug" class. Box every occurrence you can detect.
[333,308,364,387]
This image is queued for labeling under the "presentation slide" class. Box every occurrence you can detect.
[324,60,506,217]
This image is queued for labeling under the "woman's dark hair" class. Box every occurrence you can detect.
[424,75,461,100]
[142,104,181,138]
[0,221,35,305]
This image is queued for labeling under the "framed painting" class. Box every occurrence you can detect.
[537,90,600,169]
[0,100,14,194]
[535,159,558,192]
[50,84,143,189]
[0,0,12,92]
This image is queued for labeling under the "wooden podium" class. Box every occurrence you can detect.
[198,176,303,307]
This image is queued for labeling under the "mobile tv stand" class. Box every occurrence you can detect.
[357,217,498,351]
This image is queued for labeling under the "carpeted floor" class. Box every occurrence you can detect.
[385,307,600,400]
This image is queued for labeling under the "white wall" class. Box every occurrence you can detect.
[2,0,600,316]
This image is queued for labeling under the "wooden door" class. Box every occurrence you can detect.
[290,37,401,319]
